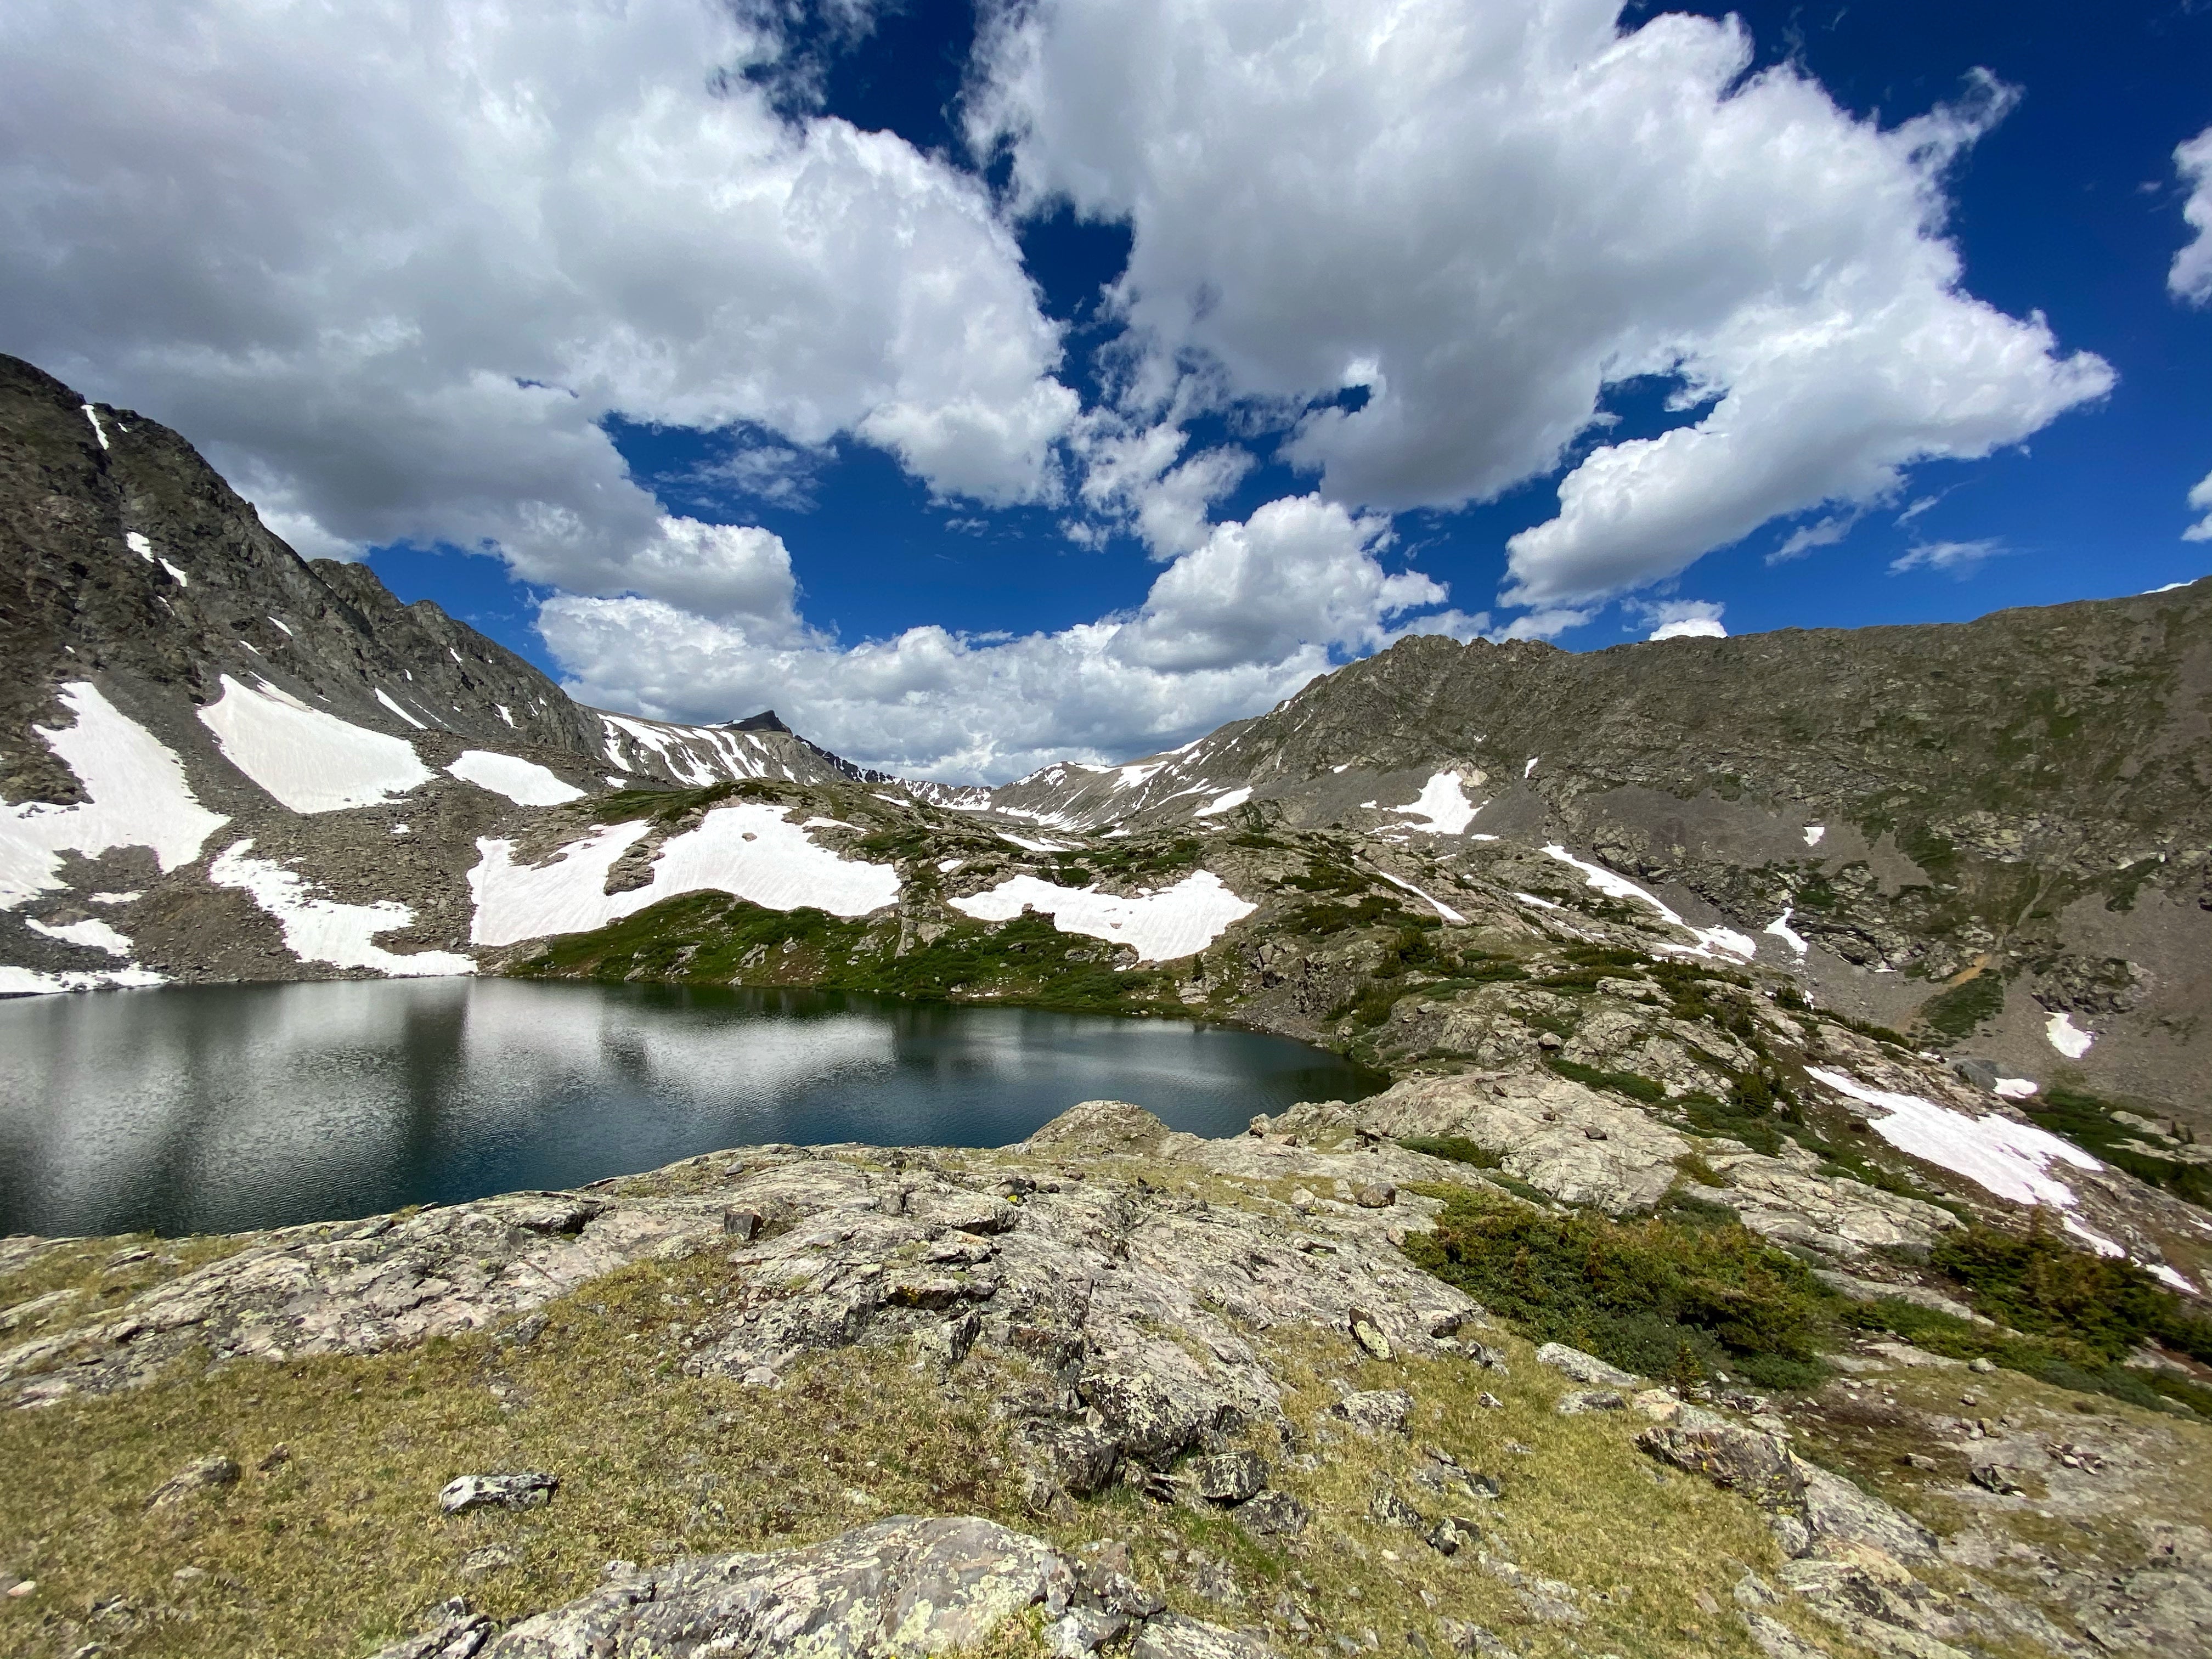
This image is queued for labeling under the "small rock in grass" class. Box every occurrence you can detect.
[1190,1449,1268,1504]
[1353,1183,1397,1209]
[6,1581,35,1599]
[1970,1464,2026,1497]
[1237,1491,1311,1536]
[1425,1515,1481,1557]
[721,1207,763,1240]
[1350,1313,1394,1361]
[1476,1391,1504,1410]
[438,1472,557,1515]
[1331,1387,1413,1435]
[147,1455,241,1509]
[1968,1357,1996,1374]
[1556,1390,1626,1415]
[1369,1489,1426,1530]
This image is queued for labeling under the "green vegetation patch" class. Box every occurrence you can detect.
[1403,1190,1833,1390]
[514,895,1178,1016]
[2015,1087,2212,1208]
[1928,1221,2212,1365]
[1915,970,2007,1040]
[1395,1135,1502,1169]
[1542,1056,1667,1105]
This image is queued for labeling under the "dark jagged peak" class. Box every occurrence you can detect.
[730,709,791,733]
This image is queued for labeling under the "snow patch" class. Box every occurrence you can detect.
[1523,756,1539,777]
[210,839,474,977]
[800,817,859,832]
[1000,832,1075,852]
[0,964,165,995]
[88,891,142,905]
[199,675,431,812]
[26,916,133,955]
[2146,1261,2199,1294]
[126,531,154,563]
[949,870,1254,963]
[1380,872,1465,924]
[1387,771,1480,835]
[447,751,585,808]
[1803,825,1826,847]
[1807,1067,2098,1210]
[469,802,901,946]
[1193,787,1252,818]
[1993,1078,2040,1100]
[1513,891,1562,911]
[160,558,190,586]
[1764,909,1808,956]
[374,689,427,730]
[81,404,109,449]
[2,682,229,907]
[2045,1011,2094,1059]
[269,617,293,636]
[1332,764,1352,774]
[1543,845,1756,960]
[496,704,517,729]
[937,858,966,874]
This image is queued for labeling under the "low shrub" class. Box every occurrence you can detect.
[1402,1191,1833,1390]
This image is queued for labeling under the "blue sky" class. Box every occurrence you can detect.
[7,1,2210,778]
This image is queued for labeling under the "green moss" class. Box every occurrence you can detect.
[1403,1190,1833,1390]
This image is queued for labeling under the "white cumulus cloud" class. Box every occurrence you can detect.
[1640,600,1727,641]
[541,493,1458,781]
[2183,472,2212,543]
[0,0,1075,606]
[970,0,2112,612]
[2171,126,2212,305]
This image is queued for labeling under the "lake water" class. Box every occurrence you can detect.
[0,979,1379,1238]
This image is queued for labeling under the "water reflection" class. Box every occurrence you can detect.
[0,979,1377,1237]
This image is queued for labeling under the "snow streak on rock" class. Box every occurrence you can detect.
[948,870,1255,963]
[198,676,431,812]
[469,802,901,947]
[1,681,229,907]
[1379,871,1465,924]
[446,751,585,808]
[1542,844,1756,960]
[1193,786,1252,818]
[208,839,476,977]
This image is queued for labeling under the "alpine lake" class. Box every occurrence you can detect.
[0,979,1380,1237]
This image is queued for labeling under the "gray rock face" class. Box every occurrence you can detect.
[1535,1342,1639,1388]
[371,1516,1272,1659]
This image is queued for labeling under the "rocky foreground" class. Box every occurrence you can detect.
[2,1097,2207,1659]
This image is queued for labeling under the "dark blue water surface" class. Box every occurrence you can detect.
[0,980,1378,1237]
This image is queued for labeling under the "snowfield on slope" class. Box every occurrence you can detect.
[208,840,475,977]
[1807,1067,2098,1210]
[199,676,432,812]
[1387,771,1482,834]
[470,802,901,946]
[447,750,585,807]
[1,681,229,907]
[949,870,1255,963]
